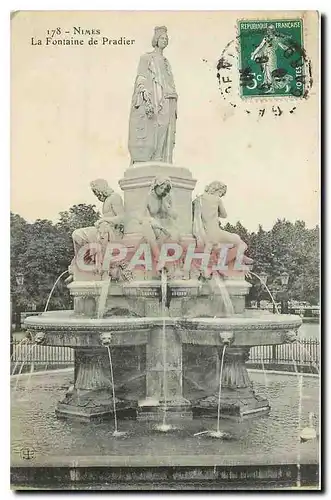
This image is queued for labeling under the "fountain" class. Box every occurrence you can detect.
[16,25,319,489]
[23,25,303,424]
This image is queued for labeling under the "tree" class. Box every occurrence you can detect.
[247,220,320,306]
[223,221,251,247]
[13,218,72,310]
[10,204,100,311]
[11,213,28,291]
[57,204,100,234]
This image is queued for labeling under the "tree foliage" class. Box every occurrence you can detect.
[10,204,99,310]
[57,204,100,234]
[247,219,319,305]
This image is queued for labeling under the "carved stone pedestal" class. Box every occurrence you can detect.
[119,163,197,238]
[192,347,270,420]
[56,349,136,421]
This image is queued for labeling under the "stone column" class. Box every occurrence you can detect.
[221,347,252,390]
[138,325,192,420]
[74,349,111,390]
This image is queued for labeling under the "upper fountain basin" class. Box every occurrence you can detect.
[24,310,302,348]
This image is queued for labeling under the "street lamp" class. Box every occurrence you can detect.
[11,271,25,357]
[280,271,289,287]
[13,271,24,332]
[280,271,289,314]
[15,272,24,286]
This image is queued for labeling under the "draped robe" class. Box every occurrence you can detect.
[128,51,177,163]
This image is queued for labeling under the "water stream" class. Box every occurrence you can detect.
[246,270,285,393]
[297,340,319,374]
[291,346,304,488]
[13,344,36,393]
[155,269,175,432]
[194,344,228,439]
[247,270,317,487]
[97,276,126,437]
[161,269,168,427]
[25,353,35,395]
[210,273,269,410]
[210,274,234,316]
[248,271,280,314]
[97,279,111,319]
[248,269,310,480]
[11,338,29,375]
[106,346,126,437]
[216,344,227,434]
[44,270,69,313]
[194,274,234,439]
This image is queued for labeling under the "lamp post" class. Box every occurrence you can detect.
[16,272,24,287]
[15,272,24,330]
[11,272,25,352]
[11,272,25,357]
[280,271,289,287]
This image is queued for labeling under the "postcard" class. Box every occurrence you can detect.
[11,10,320,490]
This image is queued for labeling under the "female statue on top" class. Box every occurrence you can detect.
[128,26,177,164]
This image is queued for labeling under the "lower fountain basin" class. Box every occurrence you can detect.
[24,310,302,348]
[11,369,319,489]
[22,310,302,423]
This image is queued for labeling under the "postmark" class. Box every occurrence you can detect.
[238,19,307,98]
[214,18,313,118]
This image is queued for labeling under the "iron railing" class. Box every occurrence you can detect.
[11,342,74,371]
[248,338,320,369]
[10,338,320,372]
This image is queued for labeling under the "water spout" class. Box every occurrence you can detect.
[34,331,46,344]
[44,270,69,313]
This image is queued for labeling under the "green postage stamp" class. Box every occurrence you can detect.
[238,19,305,98]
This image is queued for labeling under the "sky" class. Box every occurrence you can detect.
[11,10,319,231]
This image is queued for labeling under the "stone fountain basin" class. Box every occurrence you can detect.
[11,369,319,482]
[24,311,302,348]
